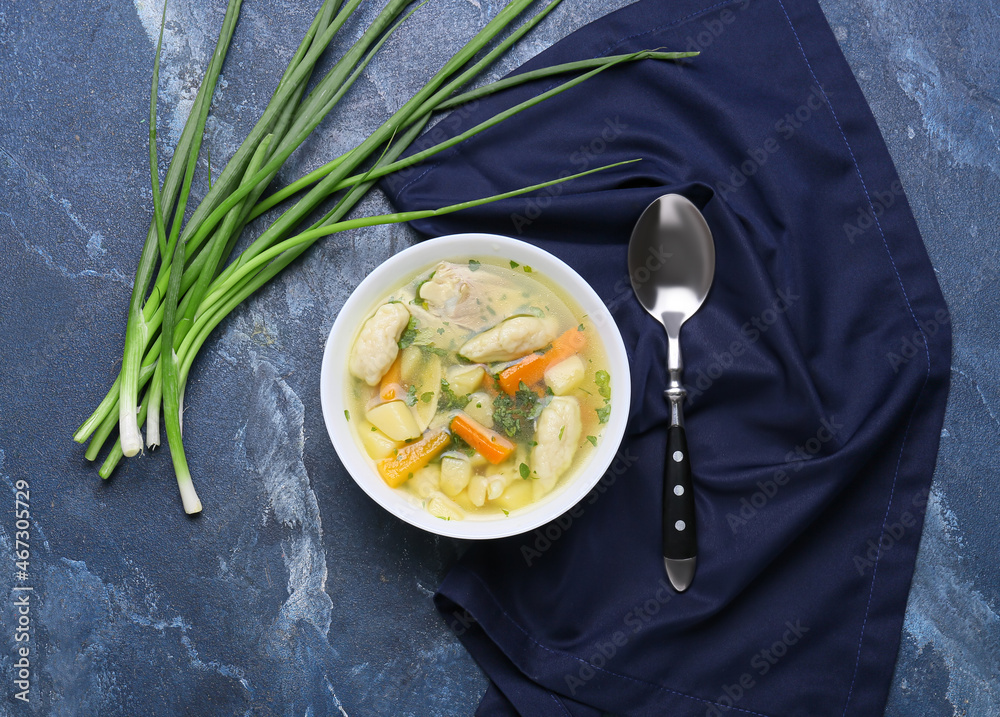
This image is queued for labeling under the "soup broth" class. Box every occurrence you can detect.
[343,256,613,521]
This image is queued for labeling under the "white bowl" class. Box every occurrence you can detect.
[320,233,631,539]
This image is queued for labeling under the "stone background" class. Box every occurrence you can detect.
[0,0,996,714]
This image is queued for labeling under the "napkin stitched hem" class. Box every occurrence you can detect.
[770,1,937,713]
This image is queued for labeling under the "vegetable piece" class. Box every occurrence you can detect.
[544,354,586,396]
[350,303,410,386]
[378,354,404,401]
[494,480,534,512]
[459,316,557,363]
[376,429,451,488]
[499,326,586,394]
[411,353,442,432]
[450,413,515,465]
[366,400,421,441]
[399,344,423,383]
[530,396,583,500]
[440,455,472,496]
[359,421,401,460]
[463,391,494,428]
[409,465,441,499]
[426,491,465,521]
[446,364,485,396]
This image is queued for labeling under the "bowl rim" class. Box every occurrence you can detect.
[320,233,631,539]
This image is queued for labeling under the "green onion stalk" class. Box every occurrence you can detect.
[74,0,697,513]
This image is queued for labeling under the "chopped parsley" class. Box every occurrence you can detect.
[594,370,611,423]
[404,385,418,406]
[595,370,611,399]
[510,260,520,269]
[397,315,448,356]
[398,316,419,349]
[519,463,530,479]
[344,409,350,421]
[586,435,597,447]
[468,259,481,271]
[558,425,565,440]
[439,379,470,411]
[523,265,533,273]
[492,381,540,440]
[420,391,434,403]
[501,509,510,516]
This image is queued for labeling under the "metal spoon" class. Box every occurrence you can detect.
[628,194,716,592]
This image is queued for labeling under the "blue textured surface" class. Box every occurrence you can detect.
[0,0,996,715]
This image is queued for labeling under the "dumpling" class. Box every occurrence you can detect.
[530,396,582,499]
[349,302,410,386]
[459,316,557,363]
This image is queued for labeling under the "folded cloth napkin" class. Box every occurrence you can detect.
[382,0,951,714]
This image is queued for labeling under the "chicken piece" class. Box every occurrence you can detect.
[417,262,508,329]
[459,316,557,363]
[349,302,410,386]
[530,396,582,500]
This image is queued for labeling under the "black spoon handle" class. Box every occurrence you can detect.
[663,424,697,590]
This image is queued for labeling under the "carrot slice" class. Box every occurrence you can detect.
[450,413,515,465]
[378,354,403,401]
[377,430,451,488]
[498,327,587,395]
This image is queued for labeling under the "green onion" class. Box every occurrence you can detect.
[75,0,695,513]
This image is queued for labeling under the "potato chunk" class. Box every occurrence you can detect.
[359,421,401,460]
[530,396,582,500]
[544,355,585,396]
[366,400,421,441]
[463,391,494,428]
[459,316,557,363]
[494,480,534,512]
[446,364,485,396]
[440,455,472,496]
[350,303,410,386]
[426,491,466,521]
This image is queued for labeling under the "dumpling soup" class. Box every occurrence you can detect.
[344,257,613,522]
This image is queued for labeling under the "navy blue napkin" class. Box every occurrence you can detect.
[382,0,951,714]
